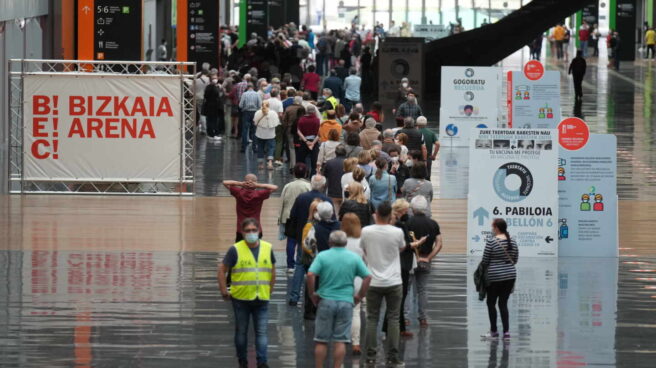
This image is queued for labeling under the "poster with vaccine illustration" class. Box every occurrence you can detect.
[468,128,559,257]
[507,61,561,129]
[557,119,618,257]
[440,66,501,146]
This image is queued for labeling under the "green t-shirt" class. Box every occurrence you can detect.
[420,127,438,155]
[308,247,370,304]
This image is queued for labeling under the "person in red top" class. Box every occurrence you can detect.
[301,65,321,101]
[578,21,590,58]
[223,174,278,242]
[297,104,322,176]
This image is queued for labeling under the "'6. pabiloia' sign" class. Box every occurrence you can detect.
[468,129,559,257]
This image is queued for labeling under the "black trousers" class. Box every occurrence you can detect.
[572,74,584,98]
[486,279,515,333]
[297,143,320,177]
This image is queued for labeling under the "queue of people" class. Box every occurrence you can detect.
[212,21,520,368]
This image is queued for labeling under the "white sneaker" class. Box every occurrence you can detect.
[481,331,499,340]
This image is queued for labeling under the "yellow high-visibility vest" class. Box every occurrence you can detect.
[230,240,273,301]
[322,96,339,118]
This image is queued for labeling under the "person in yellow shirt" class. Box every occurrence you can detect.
[318,110,343,142]
[645,27,656,59]
[553,24,566,59]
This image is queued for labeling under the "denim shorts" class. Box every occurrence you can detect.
[314,299,354,343]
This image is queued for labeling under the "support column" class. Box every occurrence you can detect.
[648,0,654,26]
[609,0,617,30]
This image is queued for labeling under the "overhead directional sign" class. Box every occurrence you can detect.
[78,0,143,61]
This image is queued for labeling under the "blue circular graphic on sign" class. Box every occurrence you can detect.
[476,124,488,128]
[493,162,534,202]
[446,124,458,137]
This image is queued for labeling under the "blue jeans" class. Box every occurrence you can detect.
[289,250,307,303]
[286,237,297,269]
[241,111,256,150]
[232,299,269,365]
[580,40,588,58]
[257,137,275,161]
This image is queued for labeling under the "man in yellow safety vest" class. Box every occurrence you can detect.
[218,218,276,368]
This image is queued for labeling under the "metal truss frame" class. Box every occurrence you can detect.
[7,59,196,195]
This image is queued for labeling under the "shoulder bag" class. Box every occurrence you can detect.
[410,231,432,273]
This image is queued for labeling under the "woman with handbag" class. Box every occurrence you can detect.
[481,218,518,340]
[368,157,397,210]
[254,100,281,170]
[338,182,374,227]
[406,195,442,328]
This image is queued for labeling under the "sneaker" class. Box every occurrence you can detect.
[274,160,284,166]
[288,300,298,307]
[257,363,269,368]
[238,360,248,368]
[481,331,499,340]
[286,268,295,275]
[503,332,511,340]
[386,359,405,367]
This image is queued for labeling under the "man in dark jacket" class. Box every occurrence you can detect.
[568,50,587,100]
[322,144,347,211]
[288,175,335,307]
[395,117,427,160]
[322,70,343,101]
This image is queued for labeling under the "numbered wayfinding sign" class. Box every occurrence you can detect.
[467,129,559,257]
[557,118,618,257]
[439,66,501,146]
[507,60,561,129]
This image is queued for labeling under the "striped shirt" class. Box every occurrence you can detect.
[481,236,518,282]
[239,90,262,112]
[234,81,248,103]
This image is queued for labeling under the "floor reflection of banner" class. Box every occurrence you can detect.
[467,258,558,367]
[557,258,618,366]
[438,146,469,199]
[22,251,180,315]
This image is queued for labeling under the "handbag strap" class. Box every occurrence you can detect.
[499,238,515,265]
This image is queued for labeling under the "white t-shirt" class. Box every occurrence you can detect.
[254,110,280,139]
[267,97,284,114]
[360,224,404,287]
[341,172,370,200]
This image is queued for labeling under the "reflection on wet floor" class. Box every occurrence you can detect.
[2,251,655,367]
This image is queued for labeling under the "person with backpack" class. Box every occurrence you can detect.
[316,34,332,76]
[480,218,518,340]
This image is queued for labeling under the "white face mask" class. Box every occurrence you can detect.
[405,159,413,167]
[314,212,321,221]
[391,156,399,163]
[402,82,408,88]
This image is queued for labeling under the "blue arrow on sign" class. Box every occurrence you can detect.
[473,207,489,226]
[472,235,481,242]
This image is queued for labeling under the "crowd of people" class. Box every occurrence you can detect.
[218,176,517,367]
[209,22,519,368]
